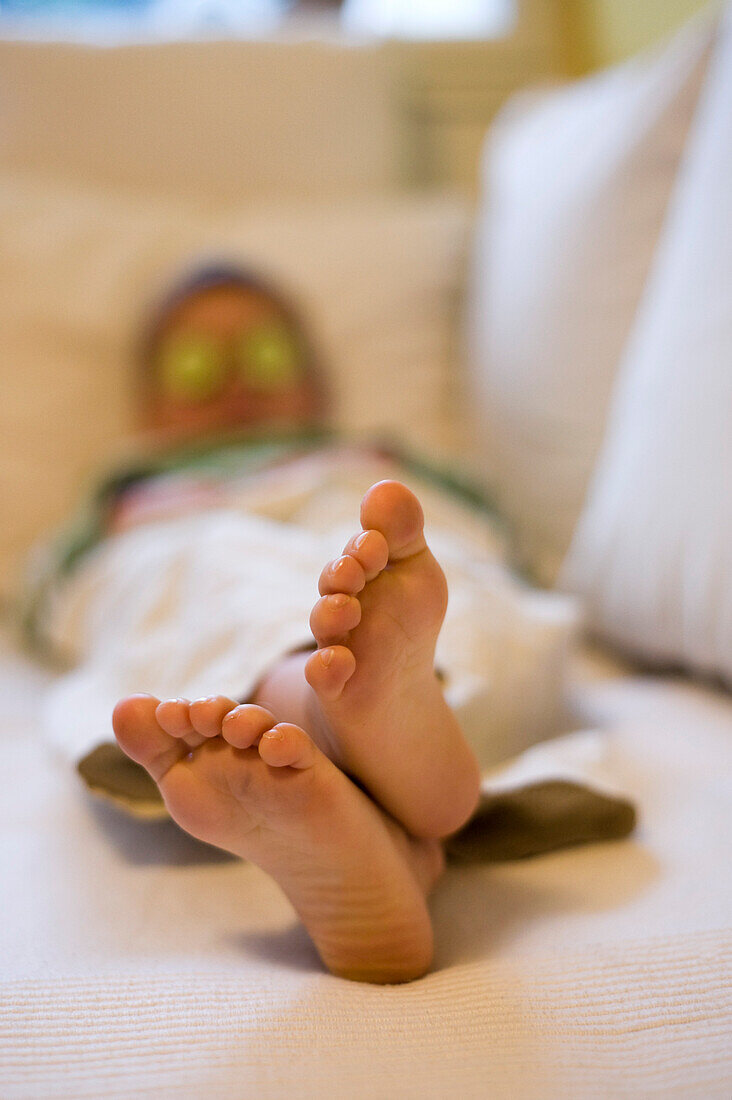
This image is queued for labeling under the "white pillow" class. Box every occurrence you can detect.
[468,12,715,584]
[560,13,732,686]
[0,174,468,595]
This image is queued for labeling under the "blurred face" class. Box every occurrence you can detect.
[146,282,320,436]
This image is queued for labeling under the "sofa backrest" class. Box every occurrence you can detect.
[0,37,401,205]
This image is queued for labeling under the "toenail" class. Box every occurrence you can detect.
[320,647,334,668]
[263,726,284,740]
[333,556,347,573]
[354,532,368,549]
[329,593,349,608]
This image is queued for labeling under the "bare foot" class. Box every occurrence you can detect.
[112,693,443,984]
[258,481,480,839]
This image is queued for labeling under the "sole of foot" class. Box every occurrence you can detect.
[112,692,442,984]
[301,480,480,839]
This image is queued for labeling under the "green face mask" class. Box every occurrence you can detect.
[237,322,302,392]
[158,334,227,401]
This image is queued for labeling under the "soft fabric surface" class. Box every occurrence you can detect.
[468,10,714,584]
[0,38,399,204]
[561,6,732,687]
[38,450,577,772]
[1,629,730,1098]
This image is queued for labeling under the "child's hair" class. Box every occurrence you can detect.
[142,262,302,344]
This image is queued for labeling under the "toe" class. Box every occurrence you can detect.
[156,698,196,738]
[342,529,389,580]
[309,593,361,645]
[157,698,210,749]
[304,645,356,700]
[258,722,318,769]
[318,554,366,596]
[189,695,238,738]
[113,693,188,782]
[222,703,276,749]
[360,481,427,561]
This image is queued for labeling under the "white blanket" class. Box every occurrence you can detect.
[41,453,579,774]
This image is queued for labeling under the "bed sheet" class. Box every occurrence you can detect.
[1,625,730,1099]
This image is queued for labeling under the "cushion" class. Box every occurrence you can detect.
[0,37,399,205]
[467,11,714,584]
[560,11,732,687]
[0,173,468,594]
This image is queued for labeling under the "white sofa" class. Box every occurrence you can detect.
[1,17,731,1099]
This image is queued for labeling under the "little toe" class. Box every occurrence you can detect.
[258,722,318,770]
[189,695,238,738]
[304,645,356,700]
[360,480,427,561]
[222,703,277,749]
[309,593,361,645]
[113,693,188,782]
[318,554,366,596]
[342,529,389,580]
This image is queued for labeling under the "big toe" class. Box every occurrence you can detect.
[360,481,426,561]
[112,693,186,782]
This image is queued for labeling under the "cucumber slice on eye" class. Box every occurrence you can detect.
[238,323,301,391]
[158,334,227,401]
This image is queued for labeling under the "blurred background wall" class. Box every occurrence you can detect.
[571,0,710,68]
[394,0,713,194]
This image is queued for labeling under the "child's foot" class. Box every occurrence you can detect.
[259,481,480,839]
[112,693,443,984]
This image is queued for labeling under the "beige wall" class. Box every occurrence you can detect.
[570,0,714,71]
[399,0,716,192]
